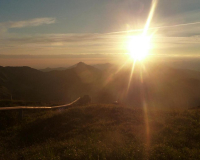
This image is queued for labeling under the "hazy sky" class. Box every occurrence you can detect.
[1,0,200,68]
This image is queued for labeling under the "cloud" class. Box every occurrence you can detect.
[0,20,200,57]
[0,33,125,48]
[0,17,56,34]
[0,33,128,56]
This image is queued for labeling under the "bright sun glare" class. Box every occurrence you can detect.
[128,35,151,61]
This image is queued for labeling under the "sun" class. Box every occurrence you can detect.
[127,35,151,61]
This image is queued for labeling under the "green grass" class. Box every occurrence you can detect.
[0,104,200,160]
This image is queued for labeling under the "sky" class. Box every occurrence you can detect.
[1,0,200,68]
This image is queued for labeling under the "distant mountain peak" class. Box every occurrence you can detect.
[77,62,86,66]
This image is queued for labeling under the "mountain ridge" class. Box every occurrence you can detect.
[1,62,200,108]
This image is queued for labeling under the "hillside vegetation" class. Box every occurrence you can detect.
[1,104,200,160]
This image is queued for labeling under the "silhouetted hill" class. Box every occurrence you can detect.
[93,63,114,70]
[100,62,200,108]
[1,62,200,108]
[48,62,103,100]
[0,63,102,103]
[0,66,63,102]
[40,67,68,72]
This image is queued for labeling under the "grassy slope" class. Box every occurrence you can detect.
[0,104,200,160]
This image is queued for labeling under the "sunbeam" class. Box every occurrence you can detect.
[102,59,130,88]
[143,0,158,36]
[127,59,136,93]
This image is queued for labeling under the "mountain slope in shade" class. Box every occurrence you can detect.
[1,62,200,108]
[0,66,65,102]
[93,63,114,70]
[0,62,102,103]
[40,67,68,72]
[100,62,200,108]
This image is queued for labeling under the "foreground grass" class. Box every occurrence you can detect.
[0,104,200,160]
